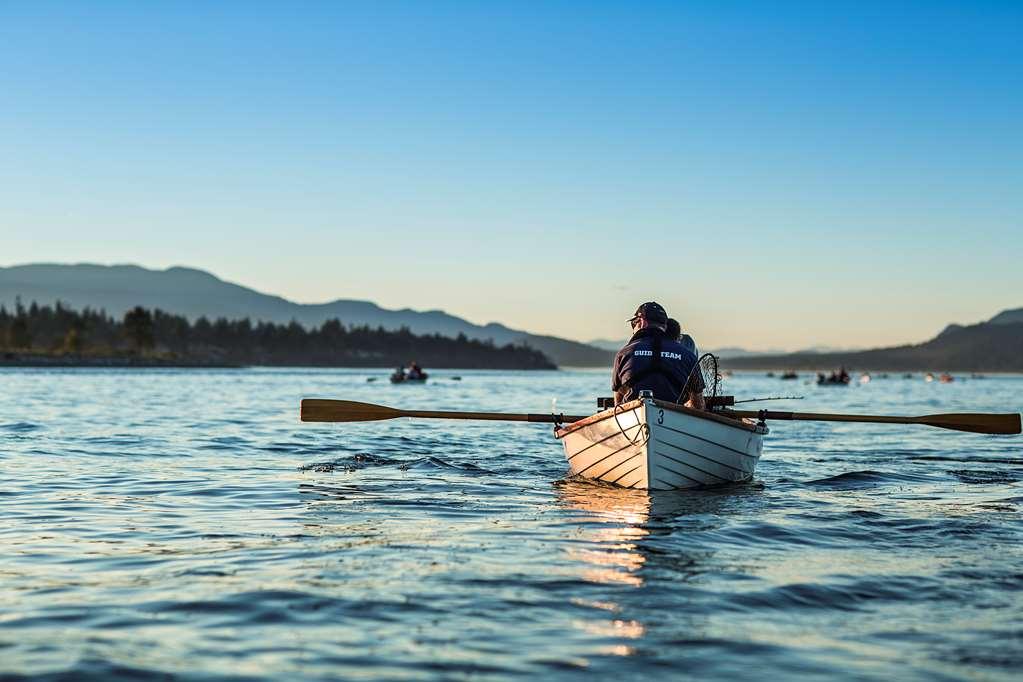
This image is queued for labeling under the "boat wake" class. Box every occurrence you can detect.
[299,453,492,475]
[802,470,932,489]
[948,469,1020,485]
[727,574,956,614]
[0,421,42,433]
[298,453,401,473]
[400,456,492,473]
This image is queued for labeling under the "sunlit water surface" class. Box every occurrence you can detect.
[1,368,1021,680]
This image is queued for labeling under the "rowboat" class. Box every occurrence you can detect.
[390,373,428,384]
[555,397,767,491]
[299,397,1018,491]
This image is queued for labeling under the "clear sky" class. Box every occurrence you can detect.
[2,1,1020,350]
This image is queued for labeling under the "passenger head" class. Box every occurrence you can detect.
[628,301,669,332]
[665,318,681,341]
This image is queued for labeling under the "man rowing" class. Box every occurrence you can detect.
[612,302,705,409]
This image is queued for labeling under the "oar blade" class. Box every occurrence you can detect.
[916,412,1022,435]
[301,399,402,423]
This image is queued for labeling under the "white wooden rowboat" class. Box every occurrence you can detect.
[554,397,767,491]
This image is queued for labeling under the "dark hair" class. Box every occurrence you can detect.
[665,318,681,341]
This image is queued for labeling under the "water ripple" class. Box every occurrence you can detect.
[0,368,1020,680]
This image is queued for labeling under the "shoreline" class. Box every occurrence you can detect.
[0,355,241,369]
[719,363,1021,374]
[0,354,562,370]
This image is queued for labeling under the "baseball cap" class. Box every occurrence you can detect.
[628,301,668,325]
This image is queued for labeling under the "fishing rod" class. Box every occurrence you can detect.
[733,395,804,404]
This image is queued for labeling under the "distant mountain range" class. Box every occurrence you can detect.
[4,263,1017,372]
[587,338,853,358]
[988,308,1023,325]
[586,338,626,352]
[722,309,1023,372]
[589,338,784,357]
[0,263,612,367]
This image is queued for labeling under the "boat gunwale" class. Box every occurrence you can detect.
[555,398,766,438]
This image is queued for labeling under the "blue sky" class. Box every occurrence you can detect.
[2,1,1020,349]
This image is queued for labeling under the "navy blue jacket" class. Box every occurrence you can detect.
[612,328,704,403]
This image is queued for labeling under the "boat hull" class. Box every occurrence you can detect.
[555,399,766,491]
[390,376,428,384]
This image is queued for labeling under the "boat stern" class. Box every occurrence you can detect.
[556,401,650,489]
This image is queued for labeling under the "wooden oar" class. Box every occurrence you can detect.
[724,409,1021,435]
[301,399,1020,435]
[300,399,587,424]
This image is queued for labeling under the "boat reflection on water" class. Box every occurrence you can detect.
[555,481,653,587]
[553,479,762,659]
[553,479,752,588]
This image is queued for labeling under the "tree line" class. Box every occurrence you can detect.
[0,300,556,369]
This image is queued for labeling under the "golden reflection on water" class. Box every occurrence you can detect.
[554,481,745,660]
[555,482,656,657]
[573,618,646,639]
[556,482,652,588]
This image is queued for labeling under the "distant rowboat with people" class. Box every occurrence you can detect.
[390,361,429,384]
[817,368,851,385]
[390,373,428,384]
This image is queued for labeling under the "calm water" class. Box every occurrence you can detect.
[1,368,1021,680]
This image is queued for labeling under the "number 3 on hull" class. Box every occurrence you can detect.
[555,398,767,490]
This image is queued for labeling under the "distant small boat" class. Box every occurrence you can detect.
[766,372,776,378]
[939,373,954,383]
[903,373,913,379]
[925,373,935,382]
[859,373,871,384]
[391,372,428,384]
[817,372,851,386]
[780,371,798,380]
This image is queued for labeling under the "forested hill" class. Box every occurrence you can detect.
[0,264,611,367]
[722,316,1023,372]
[0,301,556,369]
